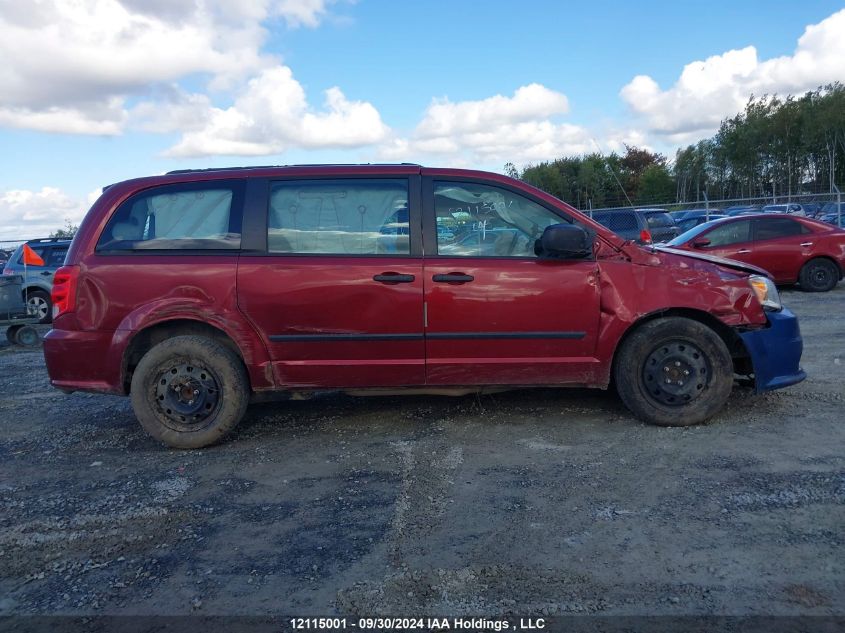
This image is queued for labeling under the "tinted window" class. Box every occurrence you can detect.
[592,212,637,231]
[755,217,804,240]
[434,181,567,257]
[98,182,243,251]
[268,179,410,255]
[45,246,68,267]
[702,220,751,247]
[644,212,674,228]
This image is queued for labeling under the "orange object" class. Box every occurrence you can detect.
[21,243,44,266]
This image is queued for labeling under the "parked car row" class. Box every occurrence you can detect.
[587,205,845,292]
[1,238,72,323]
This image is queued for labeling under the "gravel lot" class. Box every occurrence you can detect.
[0,286,843,622]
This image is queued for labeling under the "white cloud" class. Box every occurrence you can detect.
[621,8,845,141]
[0,0,336,135]
[0,188,88,241]
[379,84,592,166]
[163,67,390,157]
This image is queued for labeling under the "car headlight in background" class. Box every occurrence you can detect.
[749,275,782,311]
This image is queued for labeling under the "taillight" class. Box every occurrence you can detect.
[52,265,79,319]
[640,229,652,244]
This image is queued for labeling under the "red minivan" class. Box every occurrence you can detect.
[44,165,805,448]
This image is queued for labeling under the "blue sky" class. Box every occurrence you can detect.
[1,0,844,239]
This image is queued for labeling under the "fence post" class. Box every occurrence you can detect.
[703,192,709,221]
[835,184,842,228]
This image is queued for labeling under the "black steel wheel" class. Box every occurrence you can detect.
[614,317,733,426]
[130,335,249,448]
[799,258,839,292]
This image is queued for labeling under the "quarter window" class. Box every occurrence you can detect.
[434,181,569,257]
[268,179,410,255]
[98,182,243,251]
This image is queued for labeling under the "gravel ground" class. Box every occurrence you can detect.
[0,286,843,621]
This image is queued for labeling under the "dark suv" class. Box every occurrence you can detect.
[44,165,804,448]
[2,238,71,323]
[589,208,679,244]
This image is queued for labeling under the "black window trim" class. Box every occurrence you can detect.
[95,179,246,255]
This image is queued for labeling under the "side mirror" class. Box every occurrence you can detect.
[692,238,711,248]
[534,224,591,259]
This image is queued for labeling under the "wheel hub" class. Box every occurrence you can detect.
[154,363,219,428]
[642,341,709,406]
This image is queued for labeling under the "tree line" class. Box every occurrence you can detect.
[513,83,845,210]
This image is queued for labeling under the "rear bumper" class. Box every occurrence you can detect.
[739,308,806,393]
[43,327,127,395]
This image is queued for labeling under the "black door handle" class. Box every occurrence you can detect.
[432,273,474,283]
[40,271,52,276]
[373,273,415,284]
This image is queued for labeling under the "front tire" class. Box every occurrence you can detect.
[799,258,839,292]
[614,317,733,427]
[130,335,249,449]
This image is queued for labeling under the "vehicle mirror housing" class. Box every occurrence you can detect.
[692,238,711,248]
[534,224,591,259]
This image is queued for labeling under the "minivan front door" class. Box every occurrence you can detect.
[422,178,601,386]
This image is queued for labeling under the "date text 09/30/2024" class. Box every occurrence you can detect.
[289,617,546,630]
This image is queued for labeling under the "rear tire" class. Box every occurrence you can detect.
[614,317,733,427]
[14,325,39,347]
[799,258,839,292]
[25,289,52,324]
[130,335,249,449]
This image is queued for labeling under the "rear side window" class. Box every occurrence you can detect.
[97,181,243,251]
[45,246,68,267]
[644,212,674,228]
[755,217,806,240]
[17,246,47,266]
[267,179,410,255]
[593,212,637,231]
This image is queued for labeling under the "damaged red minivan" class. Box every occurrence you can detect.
[44,165,805,448]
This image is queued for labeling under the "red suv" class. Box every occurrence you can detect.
[44,165,805,448]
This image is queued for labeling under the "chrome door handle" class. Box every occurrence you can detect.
[800,242,813,247]
[736,249,751,254]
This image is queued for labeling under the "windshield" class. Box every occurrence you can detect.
[666,217,729,246]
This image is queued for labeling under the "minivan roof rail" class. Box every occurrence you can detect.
[164,163,422,175]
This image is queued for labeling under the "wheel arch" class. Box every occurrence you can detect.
[610,308,750,383]
[121,319,251,394]
[802,255,843,280]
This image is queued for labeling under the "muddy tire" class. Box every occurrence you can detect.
[130,335,249,449]
[799,258,839,292]
[614,317,733,427]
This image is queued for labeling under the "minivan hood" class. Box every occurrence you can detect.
[654,245,771,278]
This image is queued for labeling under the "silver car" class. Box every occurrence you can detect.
[1,238,71,323]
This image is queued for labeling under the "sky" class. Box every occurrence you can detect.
[1,0,844,240]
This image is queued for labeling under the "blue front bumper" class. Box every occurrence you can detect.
[739,307,806,393]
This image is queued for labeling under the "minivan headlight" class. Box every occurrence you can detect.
[748,275,782,311]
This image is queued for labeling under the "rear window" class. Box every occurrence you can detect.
[643,212,674,228]
[97,181,244,251]
[592,212,637,231]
